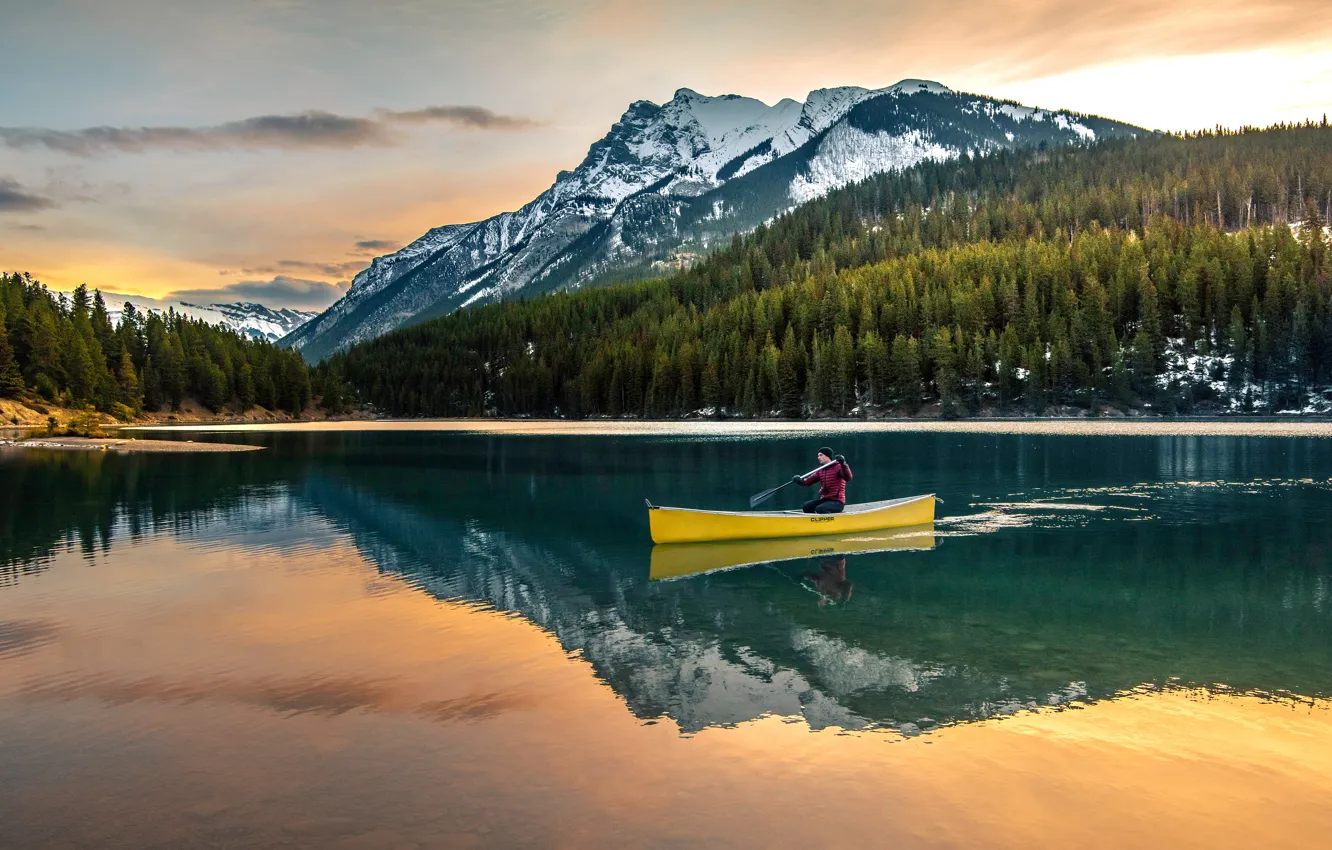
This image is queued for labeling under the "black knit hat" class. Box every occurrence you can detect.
[818,446,835,459]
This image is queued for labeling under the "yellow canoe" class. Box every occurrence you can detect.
[650,523,936,581]
[646,493,936,544]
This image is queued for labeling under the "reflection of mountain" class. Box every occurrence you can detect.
[5,433,1332,735]
[298,466,1332,733]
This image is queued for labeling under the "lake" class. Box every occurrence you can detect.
[3,423,1332,848]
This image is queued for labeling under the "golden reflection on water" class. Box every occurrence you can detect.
[3,530,1332,848]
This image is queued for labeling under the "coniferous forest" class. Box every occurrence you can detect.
[322,123,1332,418]
[0,274,312,417]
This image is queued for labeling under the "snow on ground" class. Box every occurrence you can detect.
[789,127,952,204]
[1053,114,1096,141]
[1156,336,1332,413]
[997,103,1036,122]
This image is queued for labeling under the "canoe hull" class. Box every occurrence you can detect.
[647,494,936,544]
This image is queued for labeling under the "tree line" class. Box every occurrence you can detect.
[0,273,312,417]
[321,124,1332,418]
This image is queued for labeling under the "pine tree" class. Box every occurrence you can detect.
[117,347,140,410]
[890,335,922,412]
[930,327,959,415]
[805,337,828,413]
[758,333,780,413]
[777,326,802,416]
[701,359,721,415]
[0,318,24,398]
[677,345,697,413]
[857,330,886,408]
[997,326,1022,405]
[831,325,855,414]
[238,362,256,410]
[142,354,163,411]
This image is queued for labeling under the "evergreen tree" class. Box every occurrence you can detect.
[830,325,855,414]
[701,359,721,414]
[0,318,25,398]
[117,347,140,410]
[889,335,922,411]
[777,326,802,416]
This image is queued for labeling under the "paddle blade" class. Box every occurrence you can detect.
[748,484,784,508]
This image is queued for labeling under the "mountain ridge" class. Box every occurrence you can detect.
[284,80,1144,360]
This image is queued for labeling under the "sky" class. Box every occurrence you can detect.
[2,0,1330,310]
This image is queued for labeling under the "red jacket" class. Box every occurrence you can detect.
[800,461,852,502]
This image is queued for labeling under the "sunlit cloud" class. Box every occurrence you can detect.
[275,258,368,277]
[0,105,543,157]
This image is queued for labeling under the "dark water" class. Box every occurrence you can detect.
[3,428,1332,847]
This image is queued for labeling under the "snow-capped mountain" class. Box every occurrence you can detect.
[101,296,317,342]
[285,80,1144,360]
[176,302,318,341]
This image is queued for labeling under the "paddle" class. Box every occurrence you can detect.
[748,459,838,508]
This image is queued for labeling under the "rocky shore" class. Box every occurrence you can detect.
[0,436,263,453]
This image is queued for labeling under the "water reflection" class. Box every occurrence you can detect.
[649,525,935,580]
[3,432,1332,738]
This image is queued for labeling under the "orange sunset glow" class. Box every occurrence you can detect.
[6,529,1331,848]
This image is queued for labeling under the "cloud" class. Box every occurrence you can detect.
[164,275,349,311]
[0,105,543,157]
[353,239,402,253]
[378,105,541,130]
[276,258,368,277]
[0,177,56,213]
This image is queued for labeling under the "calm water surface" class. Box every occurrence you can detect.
[3,427,1332,848]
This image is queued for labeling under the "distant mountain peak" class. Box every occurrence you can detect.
[282,80,1143,360]
[109,297,317,342]
[887,78,952,94]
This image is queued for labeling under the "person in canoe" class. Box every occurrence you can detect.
[794,447,852,513]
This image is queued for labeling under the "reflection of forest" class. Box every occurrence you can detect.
[0,448,287,579]
[4,433,1331,734]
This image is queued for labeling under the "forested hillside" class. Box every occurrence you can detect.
[322,124,1332,418]
[0,273,312,417]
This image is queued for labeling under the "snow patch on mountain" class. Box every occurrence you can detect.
[790,126,955,204]
[97,295,316,341]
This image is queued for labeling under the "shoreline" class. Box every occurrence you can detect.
[1,436,264,453]
[118,417,1332,438]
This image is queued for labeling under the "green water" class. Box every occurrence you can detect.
[7,430,1332,724]
[3,428,1332,846]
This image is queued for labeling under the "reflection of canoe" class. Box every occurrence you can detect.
[646,494,935,544]
[650,523,936,581]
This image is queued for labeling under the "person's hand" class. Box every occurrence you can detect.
[792,475,803,484]
[835,454,845,464]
